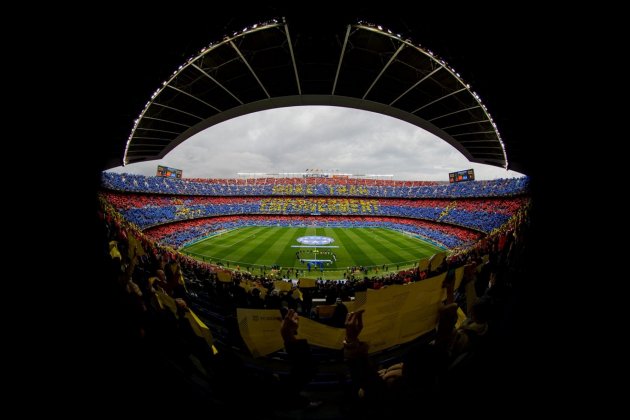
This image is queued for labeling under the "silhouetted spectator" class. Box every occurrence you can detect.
[330,298,348,328]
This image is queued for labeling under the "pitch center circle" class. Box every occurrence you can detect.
[296,236,334,245]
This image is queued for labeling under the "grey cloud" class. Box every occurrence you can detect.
[108,106,523,180]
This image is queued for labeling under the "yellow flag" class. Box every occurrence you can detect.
[298,278,316,288]
[156,291,177,316]
[273,280,292,292]
[292,288,303,301]
[217,271,232,282]
[127,234,145,258]
[236,308,283,357]
[109,241,121,260]
[185,310,214,347]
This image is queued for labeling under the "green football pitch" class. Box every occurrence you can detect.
[181,226,443,279]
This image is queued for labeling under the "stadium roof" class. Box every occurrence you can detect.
[119,19,514,172]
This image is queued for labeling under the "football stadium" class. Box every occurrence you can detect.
[93,13,541,417]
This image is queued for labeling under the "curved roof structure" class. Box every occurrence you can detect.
[121,19,511,172]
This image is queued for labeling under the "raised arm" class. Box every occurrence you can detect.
[280,309,316,391]
[343,310,386,399]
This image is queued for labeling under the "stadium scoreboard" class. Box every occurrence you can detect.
[157,165,182,178]
[449,169,474,183]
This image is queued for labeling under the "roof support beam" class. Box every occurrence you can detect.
[284,23,301,95]
[126,153,161,157]
[412,87,467,114]
[389,67,441,106]
[142,116,191,128]
[362,42,405,99]
[332,25,351,95]
[427,105,480,122]
[127,147,164,152]
[130,136,172,142]
[451,131,496,137]
[470,153,504,159]
[153,103,204,120]
[128,142,171,147]
[230,40,271,98]
[135,127,181,136]
[442,119,490,130]
[166,85,221,112]
[192,63,244,105]
[457,139,500,143]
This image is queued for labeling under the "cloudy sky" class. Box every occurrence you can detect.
[107,106,523,181]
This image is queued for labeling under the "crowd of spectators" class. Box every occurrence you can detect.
[99,194,528,317]
[97,190,531,415]
[102,172,529,198]
[102,190,526,233]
